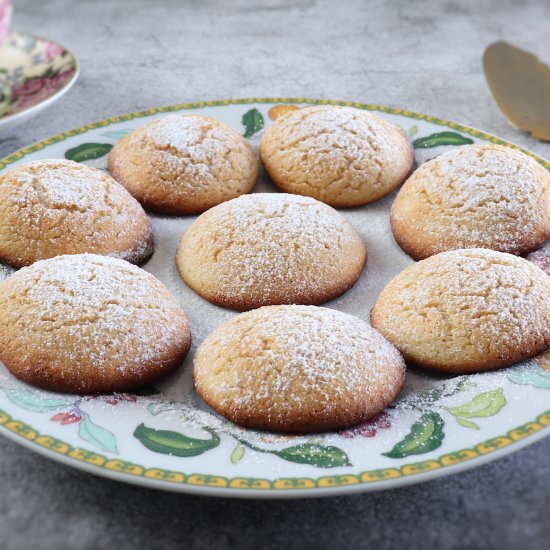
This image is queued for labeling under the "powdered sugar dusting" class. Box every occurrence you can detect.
[265,105,399,166]
[0,254,189,389]
[194,305,405,429]
[0,159,152,266]
[373,248,550,368]
[392,144,550,256]
[144,115,224,155]
[178,193,367,308]
[260,105,412,206]
[12,159,124,212]
[110,114,258,213]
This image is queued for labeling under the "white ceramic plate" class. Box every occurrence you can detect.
[0,98,549,498]
[0,31,79,133]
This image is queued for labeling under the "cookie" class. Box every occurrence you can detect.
[0,159,153,268]
[176,193,367,310]
[0,254,191,392]
[108,114,259,214]
[391,144,550,260]
[194,305,406,432]
[259,105,413,207]
[371,248,550,373]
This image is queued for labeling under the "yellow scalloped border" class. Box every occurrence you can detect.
[0,98,549,492]
[1,408,549,491]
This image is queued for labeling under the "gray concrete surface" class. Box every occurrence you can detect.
[1,0,549,548]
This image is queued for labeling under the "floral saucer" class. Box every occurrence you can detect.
[0,31,78,132]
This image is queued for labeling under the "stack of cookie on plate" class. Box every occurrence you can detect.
[0,105,549,434]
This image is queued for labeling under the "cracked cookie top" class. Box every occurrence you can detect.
[391,143,550,260]
[176,193,367,310]
[0,159,153,268]
[259,105,413,207]
[0,254,191,392]
[194,305,405,432]
[371,248,550,373]
[108,114,259,215]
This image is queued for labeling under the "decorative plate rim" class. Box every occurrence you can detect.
[0,30,80,126]
[1,407,549,498]
[0,97,549,498]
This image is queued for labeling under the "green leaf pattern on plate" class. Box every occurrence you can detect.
[412,131,474,148]
[230,442,245,465]
[65,142,113,162]
[100,129,132,140]
[383,412,445,459]
[242,108,264,138]
[79,413,118,454]
[445,388,507,429]
[134,423,221,457]
[508,362,550,389]
[273,443,351,468]
[456,417,480,430]
[4,389,72,413]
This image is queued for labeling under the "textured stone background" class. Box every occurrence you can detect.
[1,1,549,549]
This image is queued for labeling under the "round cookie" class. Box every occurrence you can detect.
[0,254,191,392]
[259,105,413,207]
[194,305,406,432]
[371,248,550,373]
[391,143,550,260]
[108,114,259,214]
[0,159,153,268]
[176,193,368,310]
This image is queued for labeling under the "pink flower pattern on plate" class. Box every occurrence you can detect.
[51,411,82,425]
[337,412,392,439]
